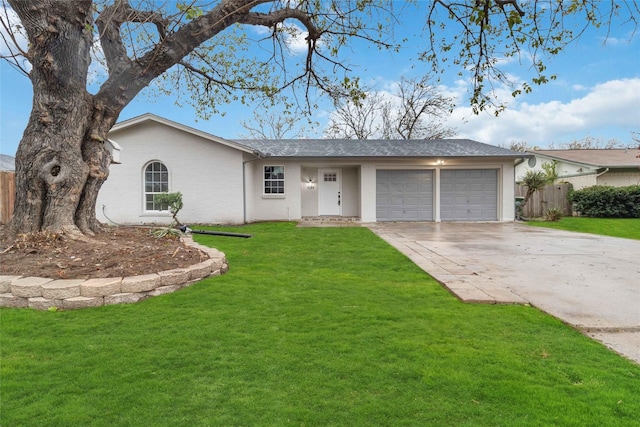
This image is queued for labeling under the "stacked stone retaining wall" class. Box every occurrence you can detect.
[0,236,227,310]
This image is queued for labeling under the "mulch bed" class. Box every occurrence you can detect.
[0,226,209,280]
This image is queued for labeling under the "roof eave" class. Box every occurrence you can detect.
[528,152,600,168]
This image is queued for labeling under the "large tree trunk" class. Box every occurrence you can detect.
[7,0,99,238]
[11,98,91,236]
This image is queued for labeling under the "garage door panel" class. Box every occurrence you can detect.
[468,195,496,204]
[377,170,433,221]
[403,197,418,205]
[441,169,498,221]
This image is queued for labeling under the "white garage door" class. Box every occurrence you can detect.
[441,169,498,221]
[376,170,434,221]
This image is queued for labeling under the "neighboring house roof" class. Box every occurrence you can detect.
[235,138,524,158]
[0,154,15,171]
[530,149,640,168]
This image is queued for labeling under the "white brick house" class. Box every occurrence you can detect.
[98,113,526,225]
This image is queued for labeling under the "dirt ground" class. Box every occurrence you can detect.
[0,226,209,280]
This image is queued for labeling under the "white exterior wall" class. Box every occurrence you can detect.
[598,170,640,187]
[360,164,377,222]
[562,174,597,190]
[247,160,302,222]
[340,167,360,217]
[501,160,516,221]
[98,121,246,225]
[242,153,258,223]
[515,156,599,181]
[300,166,319,217]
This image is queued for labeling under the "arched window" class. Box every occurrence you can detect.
[144,161,169,211]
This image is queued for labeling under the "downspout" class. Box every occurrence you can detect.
[596,168,610,178]
[242,150,269,224]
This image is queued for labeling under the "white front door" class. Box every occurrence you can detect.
[318,168,342,216]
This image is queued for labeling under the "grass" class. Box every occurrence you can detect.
[2,222,639,426]
[527,217,640,240]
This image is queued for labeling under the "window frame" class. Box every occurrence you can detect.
[263,165,285,196]
[143,161,171,213]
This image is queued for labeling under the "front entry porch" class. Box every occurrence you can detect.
[300,165,361,219]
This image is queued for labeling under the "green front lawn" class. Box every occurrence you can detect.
[2,222,639,426]
[527,217,640,240]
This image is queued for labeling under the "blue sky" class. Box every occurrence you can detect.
[1,2,639,156]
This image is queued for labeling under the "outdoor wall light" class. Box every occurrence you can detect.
[435,159,445,165]
[306,178,316,189]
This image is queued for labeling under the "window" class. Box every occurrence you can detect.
[144,161,169,211]
[324,172,337,182]
[264,165,285,194]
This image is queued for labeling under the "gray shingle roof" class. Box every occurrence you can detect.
[233,139,524,158]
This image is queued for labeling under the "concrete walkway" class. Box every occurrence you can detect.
[367,222,640,364]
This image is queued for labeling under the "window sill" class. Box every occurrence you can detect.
[140,212,172,217]
[262,194,285,199]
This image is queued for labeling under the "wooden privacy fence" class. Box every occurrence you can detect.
[516,183,572,218]
[1,171,15,224]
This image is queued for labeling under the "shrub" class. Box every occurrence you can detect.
[151,192,184,239]
[153,192,184,225]
[569,185,640,218]
[517,170,550,218]
[544,207,563,222]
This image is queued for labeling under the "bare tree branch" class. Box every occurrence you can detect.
[0,1,29,76]
[326,76,456,140]
[96,0,169,74]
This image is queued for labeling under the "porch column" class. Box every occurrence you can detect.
[434,167,441,222]
[360,164,376,222]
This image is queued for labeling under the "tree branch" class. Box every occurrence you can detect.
[239,8,322,42]
[495,0,525,17]
[96,0,169,74]
[0,2,30,76]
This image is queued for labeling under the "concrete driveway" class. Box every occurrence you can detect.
[367,222,640,364]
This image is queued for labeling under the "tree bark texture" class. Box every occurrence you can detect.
[8,0,98,237]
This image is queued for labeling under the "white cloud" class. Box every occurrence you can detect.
[252,23,312,56]
[281,23,309,55]
[447,78,640,147]
[0,7,26,53]
[599,31,636,46]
